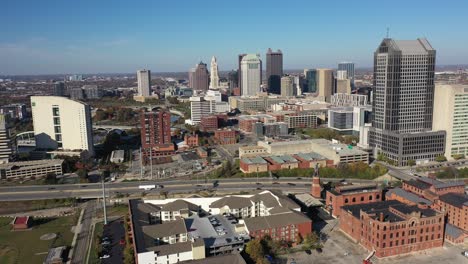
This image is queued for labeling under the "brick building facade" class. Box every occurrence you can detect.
[340,200,444,258]
[140,108,175,159]
[325,184,383,217]
[391,177,468,243]
[200,115,219,131]
[213,129,238,145]
[244,210,312,244]
[184,134,199,148]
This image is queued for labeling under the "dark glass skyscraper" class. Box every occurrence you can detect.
[53,82,65,96]
[238,54,246,91]
[369,38,445,166]
[266,48,283,94]
[189,62,209,91]
[304,69,317,93]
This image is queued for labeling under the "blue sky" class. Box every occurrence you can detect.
[1,0,467,75]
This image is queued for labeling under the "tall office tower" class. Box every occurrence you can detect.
[189,62,209,91]
[209,56,220,89]
[293,75,303,96]
[53,82,65,96]
[336,70,348,80]
[140,108,174,157]
[338,62,355,85]
[238,54,247,91]
[266,48,283,94]
[433,84,468,160]
[303,69,317,93]
[369,38,446,166]
[228,70,238,91]
[137,69,151,97]
[31,96,94,156]
[316,69,334,102]
[281,76,294,97]
[0,114,13,164]
[336,79,351,94]
[241,54,262,96]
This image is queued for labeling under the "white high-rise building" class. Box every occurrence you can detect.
[433,84,468,159]
[336,70,348,80]
[137,69,151,97]
[0,114,13,164]
[209,56,220,89]
[31,96,94,156]
[241,54,262,96]
[187,94,229,125]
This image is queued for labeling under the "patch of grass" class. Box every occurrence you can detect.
[0,198,78,215]
[0,214,76,264]
[0,245,18,264]
[88,222,104,264]
[96,204,128,218]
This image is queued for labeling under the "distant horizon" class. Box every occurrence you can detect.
[1,64,467,78]
[2,0,468,75]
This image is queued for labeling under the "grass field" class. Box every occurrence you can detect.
[0,214,76,264]
[88,222,104,264]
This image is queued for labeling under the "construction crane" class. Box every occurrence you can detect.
[363,250,375,264]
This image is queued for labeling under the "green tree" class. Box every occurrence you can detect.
[245,238,265,262]
[407,159,416,166]
[44,173,57,184]
[302,232,321,250]
[452,154,465,160]
[94,109,107,121]
[435,155,447,162]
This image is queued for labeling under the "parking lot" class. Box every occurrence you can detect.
[100,218,125,264]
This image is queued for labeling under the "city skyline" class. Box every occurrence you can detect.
[2,0,468,75]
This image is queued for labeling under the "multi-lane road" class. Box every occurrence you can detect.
[0,177,375,201]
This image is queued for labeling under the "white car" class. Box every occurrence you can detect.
[100,254,110,259]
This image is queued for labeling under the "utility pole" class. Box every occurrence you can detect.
[139,147,143,179]
[101,173,108,225]
[150,147,153,180]
[256,167,259,184]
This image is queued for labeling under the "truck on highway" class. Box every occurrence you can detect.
[139,185,156,191]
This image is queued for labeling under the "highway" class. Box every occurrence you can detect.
[0,177,375,201]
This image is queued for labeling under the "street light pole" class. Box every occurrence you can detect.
[101,173,108,225]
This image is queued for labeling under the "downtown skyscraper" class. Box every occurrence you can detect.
[338,62,355,86]
[266,48,283,94]
[189,62,209,91]
[209,56,220,89]
[240,54,262,96]
[137,69,151,97]
[369,38,446,166]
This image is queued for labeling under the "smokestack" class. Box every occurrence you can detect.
[379,212,384,222]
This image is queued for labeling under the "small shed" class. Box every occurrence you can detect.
[12,216,31,230]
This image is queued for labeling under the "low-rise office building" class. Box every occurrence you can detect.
[0,159,63,180]
[240,153,328,174]
[214,129,238,145]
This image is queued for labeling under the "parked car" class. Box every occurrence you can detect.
[101,241,111,246]
[100,254,110,259]
[119,239,126,245]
